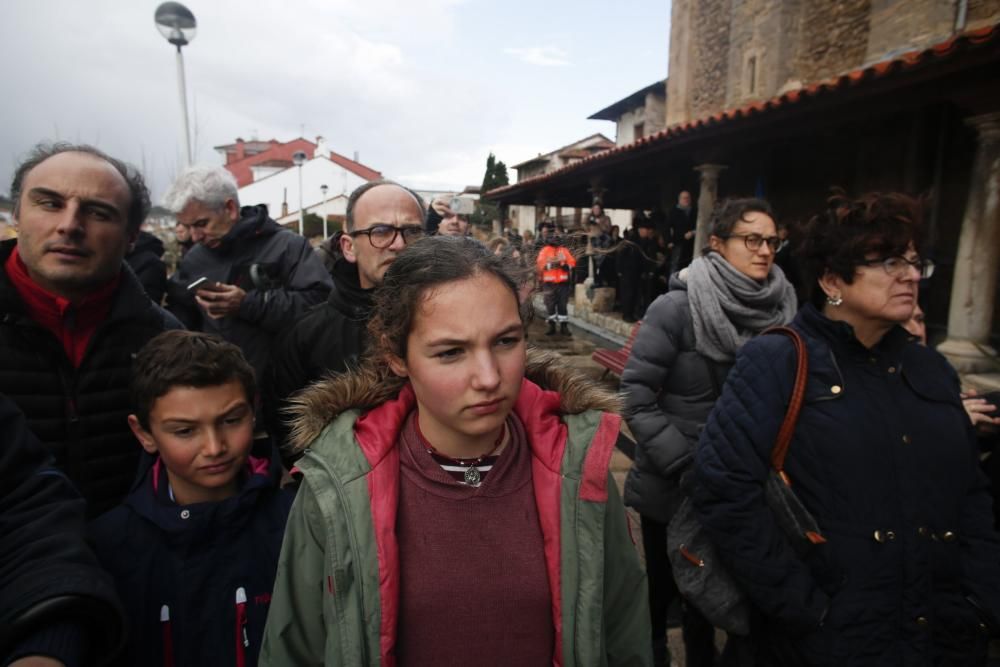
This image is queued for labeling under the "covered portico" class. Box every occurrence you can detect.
[485,23,1000,373]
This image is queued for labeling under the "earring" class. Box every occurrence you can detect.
[826,294,843,307]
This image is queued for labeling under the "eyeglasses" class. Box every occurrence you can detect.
[348,224,425,249]
[722,233,781,252]
[860,256,935,279]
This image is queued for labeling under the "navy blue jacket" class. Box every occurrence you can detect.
[89,448,294,667]
[693,304,1000,665]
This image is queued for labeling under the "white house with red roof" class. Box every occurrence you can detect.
[216,136,382,230]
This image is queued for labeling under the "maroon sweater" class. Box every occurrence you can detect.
[395,412,555,666]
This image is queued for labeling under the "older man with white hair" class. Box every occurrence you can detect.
[164,165,332,382]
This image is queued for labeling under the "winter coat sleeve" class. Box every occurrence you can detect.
[238,236,333,334]
[0,395,124,664]
[621,293,696,478]
[602,472,653,666]
[692,337,830,632]
[260,479,330,666]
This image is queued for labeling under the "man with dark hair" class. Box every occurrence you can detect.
[0,142,180,517]
[265,180,426,452]
[163,165,333,382]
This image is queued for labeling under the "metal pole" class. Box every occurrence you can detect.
[322,192,329,239]
[297,165,304,236]
[175,45,193,166]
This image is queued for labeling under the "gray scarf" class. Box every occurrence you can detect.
[685,253,797,362]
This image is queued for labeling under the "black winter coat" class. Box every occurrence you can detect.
[125,230,168,304]
[621,276,731,523]
[0,394,124,664]
[0,240,181,517]
[89,448,294,667]
[165,206,333,380]
[693,304,1000,665]
[265,256,372,453]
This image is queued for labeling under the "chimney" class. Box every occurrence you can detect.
[353,150,359,163]
[234,138,246,163]
[281,188,289,218]
[315,135,328,159]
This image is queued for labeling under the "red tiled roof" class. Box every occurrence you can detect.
[223,137,382,187]
[486,22,1000,200]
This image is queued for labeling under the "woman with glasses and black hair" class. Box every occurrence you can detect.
[621,197,796,666]
[692,192,1000,665]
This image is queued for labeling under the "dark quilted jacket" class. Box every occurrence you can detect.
[264,256,372,455]
[693,303,1000,665]
[621,276,731,523]
[0,240,181,517]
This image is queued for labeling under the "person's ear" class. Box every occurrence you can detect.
[386,344,408,378]
[818,270,844,303]
[128,414,159,455]
[225,198,240,221]
[340,233,358,264]
[708,235,724,253]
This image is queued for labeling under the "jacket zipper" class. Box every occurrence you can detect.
[235,587,248,667]
[302,449,370,664]
[161,604,174,667]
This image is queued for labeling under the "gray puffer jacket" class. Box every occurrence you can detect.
[621,275,731,523]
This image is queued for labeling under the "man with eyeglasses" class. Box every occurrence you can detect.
[265,180,427,454]
[163,165,332,383]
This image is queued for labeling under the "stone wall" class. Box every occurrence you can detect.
[666,0,694,126]
[690,0,733,120]
[866,0,955,63]
[968,0,1000,25]
[795,0,872,83]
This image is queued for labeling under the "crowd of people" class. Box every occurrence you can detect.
[1,140,999,667]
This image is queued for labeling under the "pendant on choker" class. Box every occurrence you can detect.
[463,466,481,485]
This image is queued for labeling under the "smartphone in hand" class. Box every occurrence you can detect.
[187,277,220,291]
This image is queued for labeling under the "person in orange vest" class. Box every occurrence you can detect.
[536,225,576,336]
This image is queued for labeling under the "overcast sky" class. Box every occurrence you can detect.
[1,0,670,200]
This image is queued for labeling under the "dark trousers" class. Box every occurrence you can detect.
[641,516,717,667]
[542,282,570,321]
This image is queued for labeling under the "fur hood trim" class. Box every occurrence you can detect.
[286,347,621,452]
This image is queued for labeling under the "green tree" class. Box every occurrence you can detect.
[475,153,510,230]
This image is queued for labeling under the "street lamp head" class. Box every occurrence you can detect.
[320,184,329,195]
[155,2,197,48]
[292,151,308,167]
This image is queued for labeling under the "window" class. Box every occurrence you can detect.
[746,55,757,95]
[634,123,645,140]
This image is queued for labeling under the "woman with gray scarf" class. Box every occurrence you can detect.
[621,198,795,667]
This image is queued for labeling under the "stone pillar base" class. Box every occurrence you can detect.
[936,338,998,374]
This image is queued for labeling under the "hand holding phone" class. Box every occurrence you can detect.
[187,277,221,292]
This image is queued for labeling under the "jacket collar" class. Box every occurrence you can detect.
[796,302,910,363]
[328,256,373,319]
[211,205,281,254]
[0,239,163,329]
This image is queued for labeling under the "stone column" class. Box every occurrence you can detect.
[693,164,727,256]
[937,112,1000,373]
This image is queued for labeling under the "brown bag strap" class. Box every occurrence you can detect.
[764,326,809,473]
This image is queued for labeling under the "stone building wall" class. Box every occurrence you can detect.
[794,0,872,84]
[666,0,694,126]
[968,0,1000,24]
[690,0,732,121]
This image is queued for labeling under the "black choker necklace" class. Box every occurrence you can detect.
[423,425,506,486]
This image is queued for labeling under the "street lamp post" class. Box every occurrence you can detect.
[320,184,329,239]
[154,3,197,166]
[292,151,307,236]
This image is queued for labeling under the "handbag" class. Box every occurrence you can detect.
[666,326,826,636]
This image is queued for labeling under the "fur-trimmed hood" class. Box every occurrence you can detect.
[286,347,622,453]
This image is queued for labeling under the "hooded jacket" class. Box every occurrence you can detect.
[165,205,333,380]
[260,350,651,666]
[0,239,181,517]
[694,304,1000,665]
[621,275,732,523]
[265,256,373,453]
[88,446,294,667]
[125,230,168,304]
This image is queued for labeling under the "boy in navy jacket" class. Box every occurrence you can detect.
[89,331,293,667]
